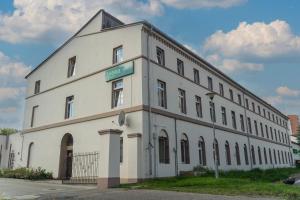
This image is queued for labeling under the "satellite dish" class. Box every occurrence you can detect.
[118,111,126,126]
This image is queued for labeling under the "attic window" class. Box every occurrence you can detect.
[67,56,76,78]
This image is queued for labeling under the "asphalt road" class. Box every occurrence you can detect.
[0,178,279,200]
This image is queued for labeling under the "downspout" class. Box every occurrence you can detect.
[174,118,178,176]
[242,92,253,169]
[146,25,153,177]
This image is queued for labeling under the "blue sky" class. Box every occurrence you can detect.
[0,0,300,129]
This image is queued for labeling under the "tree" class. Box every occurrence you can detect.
[0,128,18,136]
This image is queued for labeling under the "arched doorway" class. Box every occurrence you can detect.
[27,142,34,168]
[58,133,73,180]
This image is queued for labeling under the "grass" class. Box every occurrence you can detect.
[122,168,300,200]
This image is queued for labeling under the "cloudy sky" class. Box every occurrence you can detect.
[0,0,300,129]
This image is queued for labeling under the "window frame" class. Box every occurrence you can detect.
[177,59,184,76]
[195,95,203,118]
[113,45,124,64]
[112,79,124,108]
[178,88,187,114]
[65,95,74,119]
[157,80,167,109]
[156,46,165,66]
[34,80,41,94]
[67,56,76,78]
[31,105,38,127]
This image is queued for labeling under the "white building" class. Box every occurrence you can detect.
[0,10,294,188]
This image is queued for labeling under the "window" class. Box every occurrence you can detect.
[274,129,278,141]
[251,145,256,165]
[112,80,124,108]
[157,80,167,108]
[244,144,249,165]
[159,130,169,164]
[208,77,213,91]
[264,148,268,164]
[65,96,74,119]
[238,94,242,105]
[272,114,275,122]
[235,143,241,165]
[113,46,123,64]
[31,106,38,127]
[225,141,231,165]
[265,125,269,138]
[252,102,255,112]
[156,47,165,66]
[195,96,203,118]
[270,127,273,140]
[181,134,190,164]
[178,89,187,114]
[193,69,200,84]
[258,147,262,165]
[240,114,245,132]
[258,106,261,115]
[245,99,249,109]
[254,120,258,136]
[213,139,220,166]
[221,107,227,125]
[278,150,281,164]
[274,149,277,164]
[198,137,206,166]
[268,112,271,120]
[263,109,266,117]
[229,89,234,101]
[260,123,264,137]
[247,117,252,134]
[34,80,40,94]
[67,56,76,77]
[219,83,224,96]
[177,59,184,76]
[210,102,216,122]
[120,137,123,163]
[269,149,273,164]
[231,111,237,129]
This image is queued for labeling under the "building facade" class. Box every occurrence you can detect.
[288,115,299,136]
[1,10,294,187]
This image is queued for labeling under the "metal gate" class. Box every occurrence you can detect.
[63,151,99,184]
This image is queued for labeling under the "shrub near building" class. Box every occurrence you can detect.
[0,167,52,180]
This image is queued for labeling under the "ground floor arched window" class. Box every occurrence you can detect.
[269,148,273,164]
[258,147,262,165]
[264,148,268,164]
[27,142,34,168]
[273,149,277,164]
[278,150,281,164]
[213,139,220,166]
[225,141,231,165]
[198,137,206,166]
[251,145,256,165]
[181,133,190,164]
[244,144,249,165]
[235,143,241,166]
[159,130,170,164]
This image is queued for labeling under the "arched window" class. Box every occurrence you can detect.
[181,133,190,164]
[285,152,288,164]
[269,148,273,164]
[278,150,281,164]
[235,143,241,166]
[27,142,34,168]
[244,144,249,165]
[264,148,268,164]
[159,130,169,164]
[213,139,220,166]
[273,149,277,164]
[198,137,206,166]
[281,151,284,164]
[258,147,262,165]
[225,141,231,165]
[251,145,256,165]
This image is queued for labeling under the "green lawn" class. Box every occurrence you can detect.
[122,168,300,200]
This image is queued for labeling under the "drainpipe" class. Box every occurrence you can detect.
[174,118,178,176]
[242,92,253,169]
[146,25,153,177]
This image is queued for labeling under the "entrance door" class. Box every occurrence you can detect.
[59,133,73,180]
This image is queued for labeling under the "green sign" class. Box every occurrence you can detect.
[105,61,134,81]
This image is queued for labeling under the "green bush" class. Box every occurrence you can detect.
[0,167,52,180]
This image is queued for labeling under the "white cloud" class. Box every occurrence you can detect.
[0,0,247,44]
[0,51,31,80]
[0,107,17,113]
[276,86,300,97]
[160,0,246,9]
[0,87,25,101]
[0,0,163,44]
[203,20,300,73]
[263,96,283,106]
